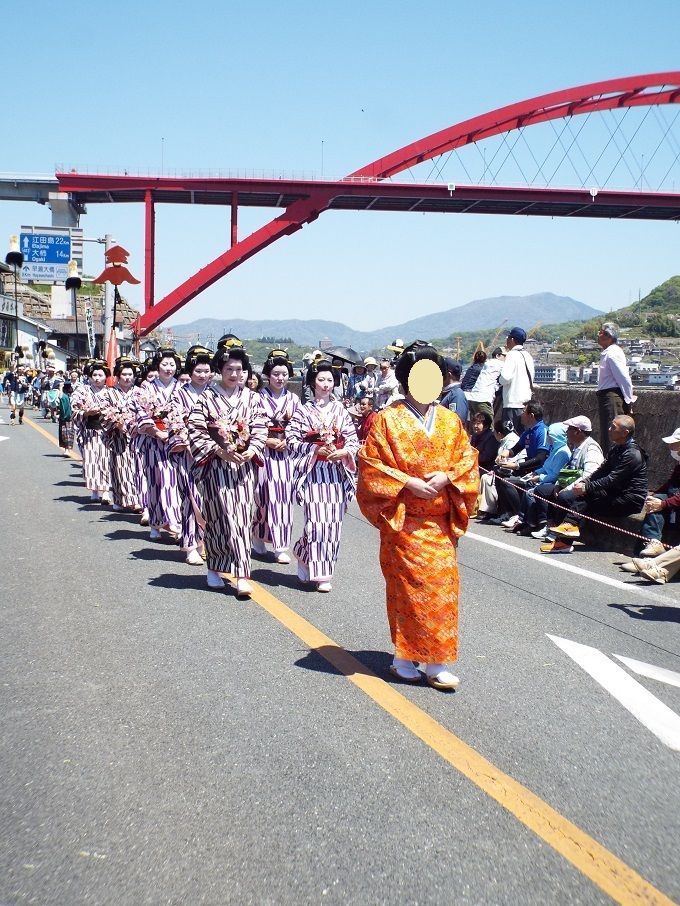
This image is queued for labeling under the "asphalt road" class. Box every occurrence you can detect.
[1,404,679,906]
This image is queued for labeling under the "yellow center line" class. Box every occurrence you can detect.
[23,413,82,460]
[20,415,675,904]
[235,577,676,906]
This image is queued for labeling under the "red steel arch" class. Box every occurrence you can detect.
[349,71,680,180]
[108,71,680,335]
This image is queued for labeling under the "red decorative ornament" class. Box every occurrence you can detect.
[93,245,140,286]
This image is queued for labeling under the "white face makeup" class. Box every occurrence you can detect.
[314,371,334,399]
[221,359,244,389]
[90,369,107,390]
[191,363,212,389]
[117,368,135,391]
[158,358,177,383]
[268,365,289,392]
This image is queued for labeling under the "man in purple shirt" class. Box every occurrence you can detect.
[596,322,635,452]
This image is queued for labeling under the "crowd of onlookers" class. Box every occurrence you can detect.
[4,319,680,584]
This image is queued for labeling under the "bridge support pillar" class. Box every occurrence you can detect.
[144,190,155,312]
[231,196,238,247]
[48,192,81,228]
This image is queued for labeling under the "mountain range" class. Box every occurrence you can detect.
[169,292,602,351]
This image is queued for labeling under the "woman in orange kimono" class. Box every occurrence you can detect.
[357,343,479,690]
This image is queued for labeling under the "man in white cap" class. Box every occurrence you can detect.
[529,415,604,539]
[596,322,635,452]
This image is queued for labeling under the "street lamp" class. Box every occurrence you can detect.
[65,259,82,367]
[5,235,24,364]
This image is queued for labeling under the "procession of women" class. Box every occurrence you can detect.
[64,337,479,692]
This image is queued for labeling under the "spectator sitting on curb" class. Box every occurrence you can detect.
[630,426,680,558]
[510,422,570,535]
[477,420,522,522]
[619,545,680,585]
[470,411,499,472]
[487,401,549,525]
[530,415,604,540]
[541,415,647,555]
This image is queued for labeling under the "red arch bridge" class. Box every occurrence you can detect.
[55,72,680,336]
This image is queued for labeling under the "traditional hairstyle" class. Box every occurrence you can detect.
[113,355,139,378]
[216,333,244,351]
[184,344,214,375]
[394,341,446,396]
[152,346,181,372]
[262,348,294,377]
[305,359,335,389]
[212,345,250,372]
[89,360,111,378]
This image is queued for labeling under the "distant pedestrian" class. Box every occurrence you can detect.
[461,349,486,392]
[596,322,635,452]
[499,327,534,431]
[58,381,75,454]
[465,346,504,423]
[439,359,468,422]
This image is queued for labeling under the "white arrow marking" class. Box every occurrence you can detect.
[548,635,680,751]
[613,654,680,689]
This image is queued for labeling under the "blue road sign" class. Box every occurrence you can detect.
[19,230,72,282]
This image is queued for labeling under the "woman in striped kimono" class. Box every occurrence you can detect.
[130,363,158,526]
[102,357,141,512]
[167,345,213,566]
[252,350,300,564]
[135,348,182,542]
[285,360,359,593]
[187,346,268,596]
[71,361,112,503]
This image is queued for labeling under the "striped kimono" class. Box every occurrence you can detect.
[253,387,300,552]
[167,383,207,552]
[286,399,359,582]
[128,383,153,511]
[102,385,139,509]
[71,384,111,492]
[187,385,268,576]
[135,378,182,530]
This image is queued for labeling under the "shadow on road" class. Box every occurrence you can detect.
[609,602,680,622]
[148,572,237,595]
[105,528,149,542]
[251,566,316,592]
[53,480,84,487]
[295,646,393,679]
[130,547,185,564]
[54,493,102,509]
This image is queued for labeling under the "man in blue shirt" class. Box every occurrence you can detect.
[488,401,549,525]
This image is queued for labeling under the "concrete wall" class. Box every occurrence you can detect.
[532,386,679,487]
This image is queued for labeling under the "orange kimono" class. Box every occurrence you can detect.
[357,401,479,663]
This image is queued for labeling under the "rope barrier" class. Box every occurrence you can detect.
[479,465,676,551]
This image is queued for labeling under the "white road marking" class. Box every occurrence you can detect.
[548,635,680,751]
[613,655,680,689]
[466,531,674,605]
[0,435,9,442]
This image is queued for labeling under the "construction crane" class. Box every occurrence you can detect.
[527,320,543,338]
[482,319,508,354]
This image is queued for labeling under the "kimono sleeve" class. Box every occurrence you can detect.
[357,412,412,531]
[445,421,480,535]
[187,394,221,468]
[247,390,268,456]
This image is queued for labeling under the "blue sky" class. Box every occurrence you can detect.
[3,0,680,334]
